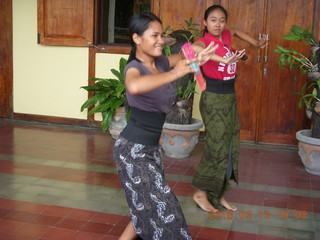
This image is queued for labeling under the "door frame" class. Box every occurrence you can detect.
[0,0,13,118]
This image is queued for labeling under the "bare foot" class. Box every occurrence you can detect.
[220,197,238,211]
[193,190,218,212]
[119,221,138,240]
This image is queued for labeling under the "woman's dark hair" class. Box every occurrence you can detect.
[203,5,228,33]
[127,12,162,63]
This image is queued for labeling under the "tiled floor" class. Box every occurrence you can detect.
[0,119,319,240]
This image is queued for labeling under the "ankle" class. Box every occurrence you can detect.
[194,189,207,198]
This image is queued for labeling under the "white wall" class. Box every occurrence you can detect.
[12,0,128,120]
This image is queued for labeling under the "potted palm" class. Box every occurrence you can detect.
[275,24,320,175]
[160,18,204,158]
[80,57,128,138]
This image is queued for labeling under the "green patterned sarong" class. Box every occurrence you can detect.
[192,90,240,209]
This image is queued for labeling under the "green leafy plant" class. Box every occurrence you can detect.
[176,80,197,101]
[80,57,127,131]
[275,24,320,111]
[163,17,200,56]
[275,25,319,74]
[293,79,320,110]
[179,17,200,42]
[281,25,318,46]
[274,45,318,74]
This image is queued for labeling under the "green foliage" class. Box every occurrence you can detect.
[282,25,317,46]
[274,24,320,110]
[274,25,319,74]
[164,17,200,44]
[179,18,200,42]
[163,26,176,56]
[163,18,201,101]
[293,79,320,110]
[80,57,127,131]
[274,45,316,74]
[176,80,197,101]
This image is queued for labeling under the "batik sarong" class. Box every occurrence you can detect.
[192,90,240,210]
[114,136,192,240]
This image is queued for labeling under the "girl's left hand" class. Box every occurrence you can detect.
[196,42,218,66]
[223,49,246,64]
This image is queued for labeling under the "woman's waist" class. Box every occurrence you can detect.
[205,75,236,94]
[120,107,166,146]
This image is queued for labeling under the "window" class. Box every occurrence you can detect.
[37,0,151,48]
[97,0,151,45]
[38,0,94,47]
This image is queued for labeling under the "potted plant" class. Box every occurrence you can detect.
[275,24,320,175]
[160,18,204,159]
[80,57,128,138]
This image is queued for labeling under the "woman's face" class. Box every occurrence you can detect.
[204,9,227,38]
[137,21,164,57]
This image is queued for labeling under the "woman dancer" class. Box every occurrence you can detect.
[113,12,215,239]
[191,5,267,212]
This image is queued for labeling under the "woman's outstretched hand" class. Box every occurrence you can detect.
[223,49,246,64]
[196,42,218,66]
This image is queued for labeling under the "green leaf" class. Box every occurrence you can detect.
[88,100,112,116]
[113,98,125,109]
[298,98,304,109]
[111,69,121,80]
[119,58,128,82]
[282,34,301,41]
[312,88,318,97]
[80,96,99,111]
[276,45,290,53]
[101,111,114,131]
[163,46,171,56]
[291,25,304,34]
[116,84,125,97]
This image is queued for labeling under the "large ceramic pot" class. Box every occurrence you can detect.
[108,106,127,139]
[296,129,320,175]
[160,118,203,159]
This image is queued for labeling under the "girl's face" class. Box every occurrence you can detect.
[136,21,164,57]
[204,9,227,38]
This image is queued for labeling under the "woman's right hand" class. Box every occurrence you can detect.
[171,59,196,80]
[196,42,218,66]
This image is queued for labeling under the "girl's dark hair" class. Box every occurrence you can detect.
[203,5,228,33]
[127,12,162,63]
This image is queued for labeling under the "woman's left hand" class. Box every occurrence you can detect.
[196,42,218,66]
[257,34,268,48]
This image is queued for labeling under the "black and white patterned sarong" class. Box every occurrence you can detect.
[113,136,192,240]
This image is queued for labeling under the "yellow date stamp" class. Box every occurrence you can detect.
[208,210,308,220]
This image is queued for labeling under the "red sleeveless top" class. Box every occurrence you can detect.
[198,30,237,80]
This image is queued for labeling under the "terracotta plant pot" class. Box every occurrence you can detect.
[160,118,203,159]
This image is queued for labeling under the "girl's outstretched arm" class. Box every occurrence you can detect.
[192,41,245,65]
[230,29,268,48]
